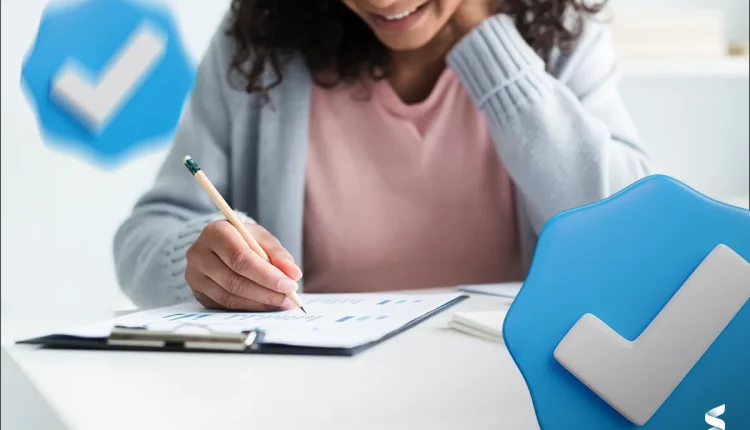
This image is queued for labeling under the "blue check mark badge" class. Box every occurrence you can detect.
[50,20,167,134]
[554,244,750,426]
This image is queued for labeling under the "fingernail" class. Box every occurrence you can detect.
[277,279,298,293]
[282,298,296,310]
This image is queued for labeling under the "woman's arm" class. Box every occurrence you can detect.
[113,19,253,308]
[447,14,658,233]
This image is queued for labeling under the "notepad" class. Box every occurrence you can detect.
[34,292,466,352]
[449,310,509,343]
[458,282,523,298]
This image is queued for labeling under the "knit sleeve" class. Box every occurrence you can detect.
[447,14,658,233]
[113,14,255,308]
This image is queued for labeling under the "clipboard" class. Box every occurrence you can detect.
[16,295,468,356]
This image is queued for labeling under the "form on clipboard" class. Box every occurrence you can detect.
[17,292,467,356]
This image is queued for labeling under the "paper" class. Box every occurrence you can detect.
[449,310,508,343]
[58,292,464,349]
[458,282,522,298]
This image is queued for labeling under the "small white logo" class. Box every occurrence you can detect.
[706,404,726,430]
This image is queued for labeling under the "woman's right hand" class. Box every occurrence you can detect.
[185,220,303,311]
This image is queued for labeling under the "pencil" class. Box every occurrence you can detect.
[182,155,306,313]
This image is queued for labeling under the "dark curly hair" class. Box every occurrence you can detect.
[226,0,607,97]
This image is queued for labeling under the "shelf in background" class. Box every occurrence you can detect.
[621,57,749,78]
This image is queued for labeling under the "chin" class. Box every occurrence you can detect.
[349,0,450,53]
[375,31,439,52]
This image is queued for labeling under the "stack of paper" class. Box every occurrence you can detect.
[458,282,522,298]
[449,310,509,343]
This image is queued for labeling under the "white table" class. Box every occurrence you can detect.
[1,292,539,430]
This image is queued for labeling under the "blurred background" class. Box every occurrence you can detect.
[1,0,748,335]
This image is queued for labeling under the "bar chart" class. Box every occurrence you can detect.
[376,299,422,305]
[58,292,465,349]
[335,316,389,323]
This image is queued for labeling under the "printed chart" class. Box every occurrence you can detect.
[61,293,465,349]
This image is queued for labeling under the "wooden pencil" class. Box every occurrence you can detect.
[183,155,306,313]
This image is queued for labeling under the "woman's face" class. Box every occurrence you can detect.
[342,0,465,51]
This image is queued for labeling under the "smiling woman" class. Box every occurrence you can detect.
[226,0,606,99]
[114,0,657,311]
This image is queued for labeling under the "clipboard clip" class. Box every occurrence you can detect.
[107,323,263,352]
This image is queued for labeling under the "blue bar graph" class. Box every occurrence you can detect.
[162,313,183,319]
[171,314,197,320]
[309,298,364,305]
[376,316,388,320]
[357,316,370,321]
[194,314,210,319]
[377,299,420,305]
[336,316,354,323]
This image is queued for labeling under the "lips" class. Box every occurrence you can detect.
[369,1,430,30]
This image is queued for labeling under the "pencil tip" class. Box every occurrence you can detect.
[300,307,307,314]
[183,155,192,162]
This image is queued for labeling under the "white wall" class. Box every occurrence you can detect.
[1,0,231,329]
[610,0,750,203]
[1,0,748,331]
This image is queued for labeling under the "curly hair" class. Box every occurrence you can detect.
[225,0,607,97]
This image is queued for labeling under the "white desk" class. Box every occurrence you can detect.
[1,293,539,430]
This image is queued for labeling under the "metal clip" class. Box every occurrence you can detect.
[107,323,260,352]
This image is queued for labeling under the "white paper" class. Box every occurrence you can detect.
[450,310,508,338]
[56,292,464,349]
[458,282,522,298]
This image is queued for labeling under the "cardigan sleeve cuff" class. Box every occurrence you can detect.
[168,210,256,256]
[447,14,550,110]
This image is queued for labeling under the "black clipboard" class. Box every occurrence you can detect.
[16,295,468,356]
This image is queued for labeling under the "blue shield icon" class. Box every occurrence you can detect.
[21,0,195,166]
[504,175,750,429]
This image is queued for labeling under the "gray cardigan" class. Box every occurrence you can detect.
[114,14,656,308]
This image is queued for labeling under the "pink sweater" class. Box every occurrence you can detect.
[303,69,524,293]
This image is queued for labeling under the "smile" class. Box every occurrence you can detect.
[370,1,430,29]
[384,7,419,21]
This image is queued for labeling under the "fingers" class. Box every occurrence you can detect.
[251,225,303,281]
[202,221,299,294]
[273,258,303,282]
[200,250,294,309]
[193,275,283,312]
[192,291,222,310]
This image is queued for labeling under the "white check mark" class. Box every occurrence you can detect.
[554,244,750,426]
[50,20,167,133]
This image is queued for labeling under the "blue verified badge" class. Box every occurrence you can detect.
[503,175,750,429]
[21,0,195,166]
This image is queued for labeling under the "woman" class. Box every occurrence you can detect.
[114,0,654,311]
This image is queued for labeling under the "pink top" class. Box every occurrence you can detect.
[303,70,523,293]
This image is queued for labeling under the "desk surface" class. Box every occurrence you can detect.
[1,292,539,430]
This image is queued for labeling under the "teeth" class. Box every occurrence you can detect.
[385,7,418,20]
